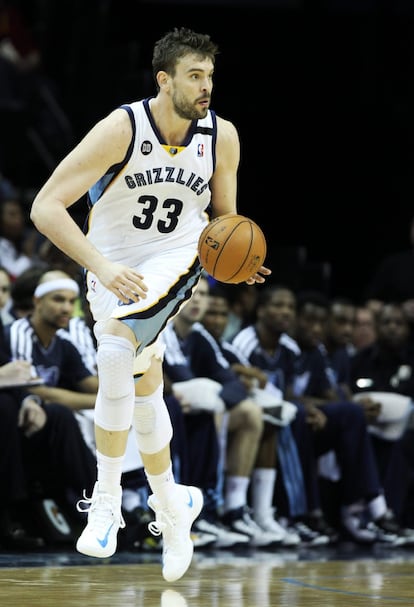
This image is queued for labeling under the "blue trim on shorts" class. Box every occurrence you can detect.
[122,260,202,354]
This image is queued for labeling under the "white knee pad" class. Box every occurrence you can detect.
[94,334,136,431]
[133,339,165,376]
[132,384,173,454]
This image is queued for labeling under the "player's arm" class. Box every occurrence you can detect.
[31,108,129,267]
[31,109,147,303]
[209,116,239,217]
[211,117,271,284]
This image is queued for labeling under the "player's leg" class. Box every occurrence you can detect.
[132,354,203,582]
[76,319,137,558]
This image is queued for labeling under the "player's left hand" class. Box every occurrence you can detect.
[245,265,272,285]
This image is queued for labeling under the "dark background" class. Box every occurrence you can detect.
[5,0,414,301]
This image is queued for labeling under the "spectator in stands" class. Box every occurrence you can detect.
[4,269,98,522]
[295,290,411,545]
[218,281,259,342]
[350,305,377,354]
[198,283,299,547]
[0,196,40,280]
[324,296,356,400]
[326,298,380,423]
[6,269,98,411]
[364,215,414,336]
[7,264,44,321]
[0,297,95,547]
[231,284,332,546]
[0,265,13,325]
[0,312,46,548]
[349,302,414,534]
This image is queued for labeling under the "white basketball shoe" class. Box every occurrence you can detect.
[76,482,125,558]
[148,484,203,582]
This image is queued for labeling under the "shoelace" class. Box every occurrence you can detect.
[76,489,125,530]
[76,489,94,514]
[148,510,175,537]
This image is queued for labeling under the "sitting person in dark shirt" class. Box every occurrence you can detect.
[234,286,406,545]
[364,215,414,337]
[0,309,95,548]
[350,302,414,531]
[3,269,99,543]
[296,291,412,545]
[162,275,284,548]
[0,316,45,548]
[194,283,298,546]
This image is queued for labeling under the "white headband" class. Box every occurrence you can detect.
[34,279,80,298]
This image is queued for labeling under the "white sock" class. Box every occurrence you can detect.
[96,451,123,494]
[252,468,276,518]
[368,494,387,520]
[224,476,250,512]
[146,463,176,508]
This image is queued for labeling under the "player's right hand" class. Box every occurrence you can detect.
[98,261,148,303]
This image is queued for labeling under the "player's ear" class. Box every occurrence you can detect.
[157,70,170,91]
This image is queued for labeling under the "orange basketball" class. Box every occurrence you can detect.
[198,214,267,283]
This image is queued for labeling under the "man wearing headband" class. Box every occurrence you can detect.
[8,269,98,412]
[30,27,271,582]
[4,270,98,538]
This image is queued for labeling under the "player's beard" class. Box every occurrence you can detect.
[172,90,209,120]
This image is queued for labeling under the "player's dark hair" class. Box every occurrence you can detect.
[152,27,219,86]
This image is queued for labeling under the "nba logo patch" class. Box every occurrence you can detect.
[197,143,204,157]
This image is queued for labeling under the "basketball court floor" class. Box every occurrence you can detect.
[1,542,414,606]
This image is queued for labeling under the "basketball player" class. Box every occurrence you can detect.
[30,27,270,582]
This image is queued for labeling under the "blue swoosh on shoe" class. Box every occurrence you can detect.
[186,489,193,508]
[97,522,114,548]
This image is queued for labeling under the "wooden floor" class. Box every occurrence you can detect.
[1,544,414,606]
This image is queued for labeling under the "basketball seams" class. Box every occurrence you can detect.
[214,220,251,281]
[198,214,266,283]
[221,221,253,282]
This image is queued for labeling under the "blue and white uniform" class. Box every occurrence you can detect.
[85,97,217,355]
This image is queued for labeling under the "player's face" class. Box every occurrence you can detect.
[170,55,214,120]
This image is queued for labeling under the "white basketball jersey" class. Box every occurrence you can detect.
[86,98,216,265]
